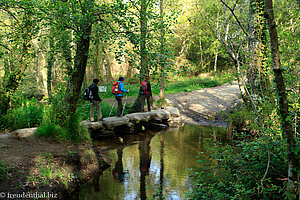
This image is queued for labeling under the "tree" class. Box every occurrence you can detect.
[0,0,35,114]
[264,0,299,193]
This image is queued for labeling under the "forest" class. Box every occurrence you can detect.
[0,0,299,199]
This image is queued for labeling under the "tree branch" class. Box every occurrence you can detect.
[219,0,248,36]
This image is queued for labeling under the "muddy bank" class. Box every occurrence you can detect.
[0,136,110,199]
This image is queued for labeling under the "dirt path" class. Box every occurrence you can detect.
[158,81,241,123]
[104,81,241,123]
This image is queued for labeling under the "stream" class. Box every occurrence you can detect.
[76,124,228,200]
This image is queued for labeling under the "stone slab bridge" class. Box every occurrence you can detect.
[0,107,183,139]
[81,107,183,138]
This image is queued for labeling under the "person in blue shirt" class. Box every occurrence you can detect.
[115,77,129,117]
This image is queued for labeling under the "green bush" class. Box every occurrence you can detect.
[36,113,91,144]
[3,98,43,130]
[187,136,289,199]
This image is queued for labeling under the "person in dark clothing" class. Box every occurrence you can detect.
[114,77,129,117]
[90,78,102,121]
[140,75,152,112]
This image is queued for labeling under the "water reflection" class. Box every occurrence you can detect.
[77,125,227,200]
[112,148,126,183]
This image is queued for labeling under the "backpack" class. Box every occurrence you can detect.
[112,81,122,95]
[83,85,93,100]
[140,80,150,95]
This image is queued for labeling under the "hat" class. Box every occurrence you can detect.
[119,77,125,81]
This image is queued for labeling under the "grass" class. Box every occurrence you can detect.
[0,160,13,181]
[28,153,74,188]
[94,71,235,99]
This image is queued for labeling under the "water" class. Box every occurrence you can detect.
[77,124,228,200]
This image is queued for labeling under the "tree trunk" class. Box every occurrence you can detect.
[199,38,203,69]
[214,12,219,72]
[104,50,113,82]
[159,0,165,101]
[214,45,218,72]
[47,37,55,100]
[264,0,298,192]
[63,0,94,118]
[140,0,148,79]
[93,44,100,78]
[0,7,33,114]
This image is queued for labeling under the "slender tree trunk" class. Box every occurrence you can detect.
[93,44,100,78]
[214,12,219,72]
[214,46,218,72]
[140,0,148,79]
[0,7,33,114]
[127,59,133,78]
[264,0,298,193]
[104,50,113,82]
[199,38,203,69]
[47,37,55,100]
[159,0,165,101]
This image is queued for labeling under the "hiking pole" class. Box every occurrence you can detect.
[121,94,128,117]
[109,100,116,117]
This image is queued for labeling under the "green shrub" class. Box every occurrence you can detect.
[187,136,289,199]
[37,113,91,144]
[3,98,43,130]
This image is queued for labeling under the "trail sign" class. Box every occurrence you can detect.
[99,86,107,93]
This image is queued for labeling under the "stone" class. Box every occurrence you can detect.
[165,106,180,117]
[102,117,129,128]
[12,127,37,138]
[153,109,171,120]
[81,120,104,130]
[126,112,153,123]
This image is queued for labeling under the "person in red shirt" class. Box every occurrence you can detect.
[140,75,152,112]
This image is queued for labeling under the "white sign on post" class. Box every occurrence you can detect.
[98,86,107,93]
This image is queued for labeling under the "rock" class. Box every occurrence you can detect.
[0,133,12,139]
[165,106,180,117]
[81,120,104,130]
[126,112,153,123]
[102,117,129,128]
[153,109,171,120]
[11,127,37,138]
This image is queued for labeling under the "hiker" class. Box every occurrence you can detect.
[90,78,102,121]
[114,77,129,117]
[140,75,152,112]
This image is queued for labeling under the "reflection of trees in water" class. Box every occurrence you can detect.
[139,134,152,200]
[159,135,164,199]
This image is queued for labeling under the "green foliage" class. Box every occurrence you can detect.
[35,123,66,140]
[155,98,168,108]
[0,160,13,181]
[187,136,289,199]
[2,98,43,131]
[29,153,75,187]
[227,103,255,134]
[36,113,91,144]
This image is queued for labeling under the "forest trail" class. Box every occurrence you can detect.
[156,81,241,123]
[105,81,241,123]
